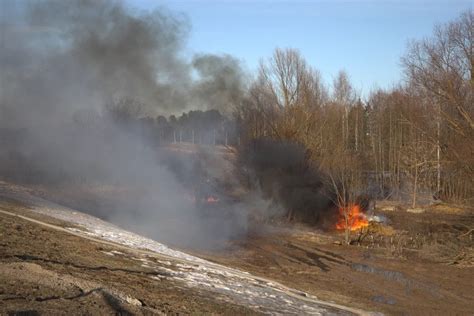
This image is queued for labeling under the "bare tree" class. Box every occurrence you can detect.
[399,128,437,208]
[402,9,474,203]
[238,48,328,144]
[333,71,357,149]
[259,48,308,108]
[321,147,366,244]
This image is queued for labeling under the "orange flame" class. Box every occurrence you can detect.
[206,196,219,203]
[336,203,369,231]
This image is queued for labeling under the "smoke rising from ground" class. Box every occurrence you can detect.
[237,139,335,226]
[0,0,253,249]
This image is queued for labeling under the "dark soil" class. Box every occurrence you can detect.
[195,206,474,315]
[0,204,260,315]
[1,178,473,315]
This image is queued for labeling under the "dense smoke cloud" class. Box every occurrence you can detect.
[192,54,246,113]
[238,139,335,226]
[0,0,251,249]
[0,0,245,124]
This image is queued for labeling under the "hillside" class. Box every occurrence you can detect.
[1,180,474,315]
[0,182,363,315]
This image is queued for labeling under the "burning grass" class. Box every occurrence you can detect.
[335,204,369,232]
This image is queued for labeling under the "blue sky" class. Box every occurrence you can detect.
[129,0,472,96]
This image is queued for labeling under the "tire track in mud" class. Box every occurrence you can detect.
[0,208,373,315]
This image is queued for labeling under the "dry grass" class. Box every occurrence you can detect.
[429,203,470,214]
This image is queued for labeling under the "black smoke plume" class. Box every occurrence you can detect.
[237,139,336,226]
[0,0,250,250]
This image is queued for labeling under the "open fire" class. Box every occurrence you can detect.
[206,196,219,203]
[184,193,219,204]
[336,204,369,231]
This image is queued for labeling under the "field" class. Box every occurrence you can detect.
[199,205,474,315]
[1,180,473,315]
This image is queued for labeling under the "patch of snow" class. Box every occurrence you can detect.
[0,188,361,315]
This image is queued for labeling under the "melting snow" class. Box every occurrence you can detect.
[1,188,362,315]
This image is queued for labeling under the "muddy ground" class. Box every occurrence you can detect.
[0,200,259,315]
[0,180,473,315]
[194,204,474,315]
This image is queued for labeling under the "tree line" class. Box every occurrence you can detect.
[234,9,473,209]
[0,9,470,246]
[105,10,472,209]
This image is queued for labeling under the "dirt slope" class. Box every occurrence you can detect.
[1,179,472,315]
[0,192,366,315]
[0,204,259,315]
[197,220,474,315]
